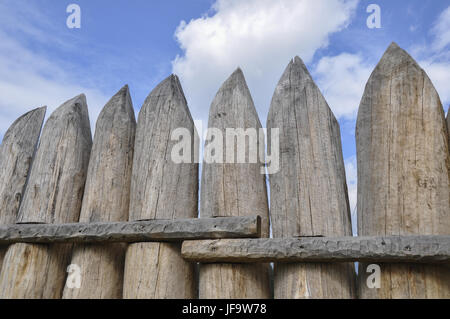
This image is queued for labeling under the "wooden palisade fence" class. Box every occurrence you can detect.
[62,85,136,299]
[0,95,92,298]
[267,56,355,298]
[0,107,46,272]
[123,75,198,299]
[0,42,448,299]
[200,68,271,299]
[356,43,450,298]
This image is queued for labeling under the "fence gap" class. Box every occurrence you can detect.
[446,112,449,148]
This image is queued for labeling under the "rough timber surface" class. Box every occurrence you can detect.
[356,43,450,298]
[0,107,46,271]
[123,75,199,299]
[0,216,260,244]
[267,57,355,299]
[63,85,136,299]
[199,68,270,299]
[182,236,450,263]
[0,95,92,299]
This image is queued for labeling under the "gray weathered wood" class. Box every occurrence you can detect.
[200,68,270,299]
[356,42,450,298]
[62,85,136,299]
[0,107,46,225]
[123,75,199,299]
[267,57,355,299]
[182,236,450,263]
[0,216,260,244]
[0,107,46,272]
[0,94,92,299]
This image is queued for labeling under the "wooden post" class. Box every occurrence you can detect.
[123,75,198,299]
[0,107,46,272]
[356,43,450,298]
[182,236,450,263]
[199,68,270,299]
[267,57,356,299]
[0,95,92,299]
[0,216,261,244]
[62,86,136,299]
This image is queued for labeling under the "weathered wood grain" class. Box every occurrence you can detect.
[182,236,450,263]
[0,107,46,272]
[356,43,450,298]
[267,57,355,299]
[0,94,92,299]
[0,216,260,244]
[62,85,136,299]
[123,75,198,299]
[199,68,270,299]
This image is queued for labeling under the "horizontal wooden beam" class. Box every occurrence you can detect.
[181,236,450,264]
[0,216,261,244]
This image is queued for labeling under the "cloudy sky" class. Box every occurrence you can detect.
[1,0,449,234]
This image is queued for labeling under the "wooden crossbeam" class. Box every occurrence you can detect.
[0,216,261,244]
[181,236,450,264]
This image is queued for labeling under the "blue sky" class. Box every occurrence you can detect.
[1,0,450,232]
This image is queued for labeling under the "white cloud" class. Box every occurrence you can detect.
[420,60,450,109]
[311,52,450,123]
[172,0,359,125]
[409,6,450,111]
[414,5,450,111]
[431,6,450,52]
[313,53,373,120]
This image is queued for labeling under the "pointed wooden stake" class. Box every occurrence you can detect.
[123,75,199,299]
[0,107,46,271]
[199,68,270,299]
[62,85,136,299]
[267,56,355,299]
[356,42,450,298]
[0,95,92,299]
